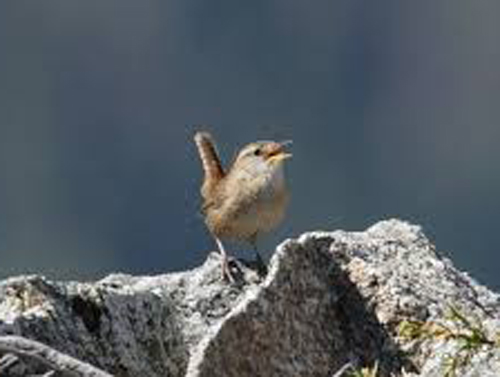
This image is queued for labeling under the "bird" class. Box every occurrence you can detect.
[194,131,292,282]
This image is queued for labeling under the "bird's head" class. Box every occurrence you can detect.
[232,139,292,176]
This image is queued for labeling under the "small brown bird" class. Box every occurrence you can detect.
[194,131,292,281]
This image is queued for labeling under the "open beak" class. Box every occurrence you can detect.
[265,140,292,163]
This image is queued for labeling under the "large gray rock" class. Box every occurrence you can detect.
[0,219,499,376]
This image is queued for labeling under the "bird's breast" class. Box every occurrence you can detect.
[232,166,288,238]
[204,163,289,241]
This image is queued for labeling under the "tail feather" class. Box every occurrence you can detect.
[194,132,224,198]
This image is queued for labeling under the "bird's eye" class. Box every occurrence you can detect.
[253,148,261,156]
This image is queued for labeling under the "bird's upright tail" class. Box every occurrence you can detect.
[194,131,225,199]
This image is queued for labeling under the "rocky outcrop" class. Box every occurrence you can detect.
[0,219,499,376]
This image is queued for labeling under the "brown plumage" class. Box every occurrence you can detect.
[194,131,292,282]
[194,132,224,200]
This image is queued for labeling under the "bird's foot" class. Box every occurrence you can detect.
[221,256,244,283]
[221,256,235,283]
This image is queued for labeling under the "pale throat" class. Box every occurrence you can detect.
[248,159,287,199]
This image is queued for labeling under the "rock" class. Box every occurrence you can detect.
[0,219,499,376]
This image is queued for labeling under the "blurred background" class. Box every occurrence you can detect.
[0,1,499,288]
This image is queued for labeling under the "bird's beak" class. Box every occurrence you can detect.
[266,140,292,163]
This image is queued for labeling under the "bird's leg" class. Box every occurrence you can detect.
[250,234,267,277]
[214,237,235,282]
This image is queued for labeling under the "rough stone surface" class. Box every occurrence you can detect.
[0,219,499,376]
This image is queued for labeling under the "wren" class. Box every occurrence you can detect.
[194,131,291,282]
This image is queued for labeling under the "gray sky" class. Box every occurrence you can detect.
[1,1,499,288]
